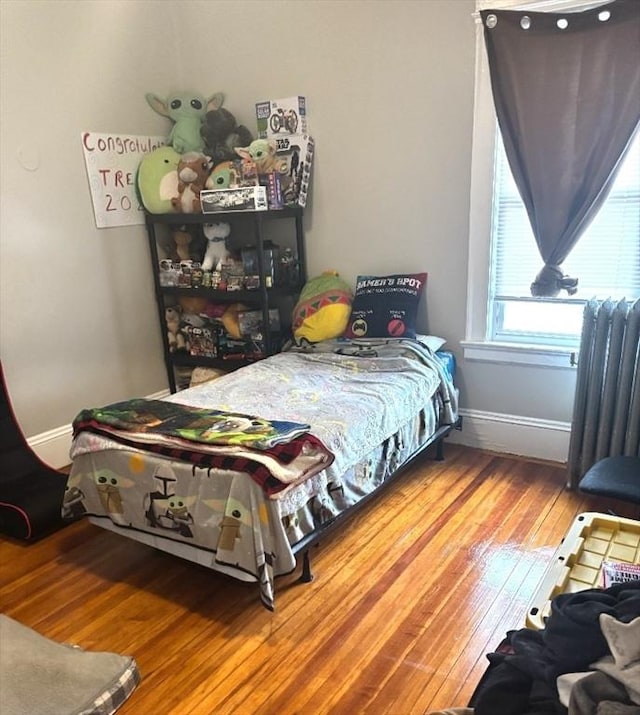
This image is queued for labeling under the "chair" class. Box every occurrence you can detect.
[578,456,640,505]
[0,361,68,540]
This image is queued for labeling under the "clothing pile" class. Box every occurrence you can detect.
[469,580,640,715]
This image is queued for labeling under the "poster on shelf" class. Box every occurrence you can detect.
[81,131,165,228]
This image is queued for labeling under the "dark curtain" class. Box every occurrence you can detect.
[481,0,640,297]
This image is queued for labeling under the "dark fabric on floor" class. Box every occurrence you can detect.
[470,581,640,715]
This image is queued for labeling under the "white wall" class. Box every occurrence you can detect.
[0,0,181,437]
[0,0,574,465]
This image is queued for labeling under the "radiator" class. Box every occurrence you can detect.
[567,298,640,489]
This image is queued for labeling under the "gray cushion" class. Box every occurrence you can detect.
[0,614,140,715]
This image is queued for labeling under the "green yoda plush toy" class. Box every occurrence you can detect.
[145,91,225,154]
[235,138,286,174]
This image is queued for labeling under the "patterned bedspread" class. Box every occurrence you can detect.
[66,337,458,609]
[163,337,457,483]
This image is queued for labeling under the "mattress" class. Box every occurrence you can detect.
[66,337,458,609]
[435,350,456,382]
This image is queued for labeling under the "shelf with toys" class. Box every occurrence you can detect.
[145,207,306,393]
[138,92,312,391]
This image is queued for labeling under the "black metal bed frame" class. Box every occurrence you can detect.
[291,415,463,583]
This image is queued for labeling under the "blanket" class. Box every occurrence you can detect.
[72,400,334,496]
[73,399,312,449]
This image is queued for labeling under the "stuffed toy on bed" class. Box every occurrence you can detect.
[292,271,353,343]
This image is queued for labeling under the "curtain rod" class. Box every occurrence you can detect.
[473,0,612,19]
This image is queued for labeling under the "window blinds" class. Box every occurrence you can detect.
[491,131,640,302]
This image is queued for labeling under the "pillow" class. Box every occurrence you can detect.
[345,273,427,339]
[293,271,353,342]
[415,334,446,352]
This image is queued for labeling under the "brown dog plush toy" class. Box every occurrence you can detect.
[171,152,212,213]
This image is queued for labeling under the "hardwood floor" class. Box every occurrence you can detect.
[2,444,639,714]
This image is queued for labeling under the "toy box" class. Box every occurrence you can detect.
[526,511,640,630]
[184,325,217,358]
[260,172,284,210]
[270,134,314,208]
[217,334,265,361]
[237,309,281,337]
[200,185,268,213]
[256,96,307,139]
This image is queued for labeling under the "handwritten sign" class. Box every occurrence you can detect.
[82,132,166,228]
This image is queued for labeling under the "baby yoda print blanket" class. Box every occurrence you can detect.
[73,399,312,449]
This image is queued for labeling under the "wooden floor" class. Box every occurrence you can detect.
[2,444,639,714]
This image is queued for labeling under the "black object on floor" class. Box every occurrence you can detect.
[579,455,640,506]
[0,360,68,540]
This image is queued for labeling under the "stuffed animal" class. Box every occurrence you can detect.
[205,160,258,191]
[171,152,213,213]
[136,146,180,214]
[166,305,187,352]
[172,228,192,261]
[235,139,285,175]
[202,222,231,271]
[179,295,209,315]
[221,303,248,340]
[200,107,254,166]
[292,271,354,343]
[145,91,225,154]
[180,312,207,330]
[205,161,235,190]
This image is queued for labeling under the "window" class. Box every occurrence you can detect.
[465,0,640,365]
[490,130,640,348]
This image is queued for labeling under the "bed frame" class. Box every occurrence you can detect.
[84,415,463,596]
[294,416,463,583]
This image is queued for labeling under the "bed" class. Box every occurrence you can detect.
[64,336,459,610]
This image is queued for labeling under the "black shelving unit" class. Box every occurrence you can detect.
[145,208,306,392]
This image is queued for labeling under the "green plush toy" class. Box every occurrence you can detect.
[145,91,225,154]
[136,146,181,214]
[235,138,284,174]
[292,271,353,343]
[205,161,234,190]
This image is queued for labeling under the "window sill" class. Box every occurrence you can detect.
[461,340,576,369]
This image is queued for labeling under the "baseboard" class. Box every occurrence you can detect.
[448,408,570,464]
[27,389,171,469]
[30,400,570,470]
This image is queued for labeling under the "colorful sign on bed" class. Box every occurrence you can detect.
[81,132,165,228]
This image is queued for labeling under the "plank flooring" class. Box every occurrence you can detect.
[1,444,639,714]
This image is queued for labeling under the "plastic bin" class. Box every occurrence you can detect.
[526,511,640,630]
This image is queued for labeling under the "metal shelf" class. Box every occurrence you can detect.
[145,209,305,393]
